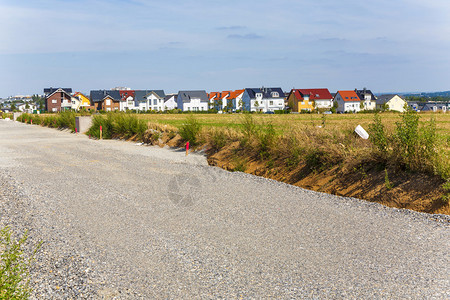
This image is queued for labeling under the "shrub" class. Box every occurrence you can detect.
[368,113,388,156]
[209,128,228,152]
[179,115,201,145]
[0,227,41,299]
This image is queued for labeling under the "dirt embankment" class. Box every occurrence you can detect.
[207,142,449,215]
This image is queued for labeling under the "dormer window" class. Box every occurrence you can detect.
[271,92,279,97]
[256,93,262,98]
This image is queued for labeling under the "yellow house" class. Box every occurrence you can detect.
[288,89,333,112]
[74,92,94,110]
[288,89,314,112]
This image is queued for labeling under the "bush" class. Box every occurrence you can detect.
[368,110,444,177]
[179,115,201,145]
[0,227,41,299]
[369,113,388,156]
[209,128,228,152]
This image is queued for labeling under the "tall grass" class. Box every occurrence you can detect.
[179,115,202,145]
[16,112,76,132]
[86,113,147,140]
[368,110,448,178]
[0,227,41,299]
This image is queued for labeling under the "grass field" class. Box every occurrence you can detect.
[134,112,450,140]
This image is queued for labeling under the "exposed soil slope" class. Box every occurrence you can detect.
[207,142,449,215]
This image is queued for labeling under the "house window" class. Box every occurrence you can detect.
[271,92,279,97]
[269,101,273,105]
[52,99,57,104]
[153,99,157,105]
[256,93,262,98]
[52,107,57,112]
[106,99,111,106]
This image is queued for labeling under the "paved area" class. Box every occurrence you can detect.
[0,119,449,298]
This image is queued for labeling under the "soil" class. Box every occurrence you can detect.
[207,142,449,215]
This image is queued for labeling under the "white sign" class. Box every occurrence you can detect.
[355,125,369,139]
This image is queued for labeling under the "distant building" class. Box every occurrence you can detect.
[90,90,121,111]
[242,87,285,112]
[376,94,407,112]
[355,88,377,111]
[44,88,73,112]
[287,88,333,112]
[176,90,209,112]
[334,90,361,113]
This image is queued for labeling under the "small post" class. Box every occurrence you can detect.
[100,125,103,140]
[30,119,33,125]
[75,127,77,134]
[25,119,27,123]
[186,141,190,156]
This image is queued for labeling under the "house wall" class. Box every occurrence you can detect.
[181,98,208,111]
[235,93,244,110]
[147,94,164,111]
[101,97,120,111]
[335,94,360,113]
[315,99,332,109]
[46,92,71,112]
[164,96,177,110]
[387,96,406,112]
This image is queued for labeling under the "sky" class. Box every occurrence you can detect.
[0,0,449,97]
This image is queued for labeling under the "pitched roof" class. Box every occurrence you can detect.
[119,90,135,100]
[208,92,220,100]
[90,90,121,102]
[376,94,404,105]
[336,90,360,102]
[177,90,209,103]
[134,90,165,101]
[245,87,284,99]
[44,88,72,95]
[355,89,376,101]
[292,88,333,100]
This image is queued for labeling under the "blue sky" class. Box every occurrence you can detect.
[0,0,449,97]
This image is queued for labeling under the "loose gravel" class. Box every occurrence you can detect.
[0,119,449,299]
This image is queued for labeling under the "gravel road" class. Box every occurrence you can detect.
[0,119,449,299]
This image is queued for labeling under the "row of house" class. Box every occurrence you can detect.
[42,87,449,114]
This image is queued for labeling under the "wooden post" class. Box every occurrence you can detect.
[186,141,190,156]
[100,125,103,140]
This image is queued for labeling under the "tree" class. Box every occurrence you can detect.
[360,101,365,110]
[254,100,259,111]
[11,103,16,111]
[238,99,244,111]
[331,100,338,113]
[25,103,30,110]
[382,103,389,111]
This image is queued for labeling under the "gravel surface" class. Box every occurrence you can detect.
[0,119,449,299]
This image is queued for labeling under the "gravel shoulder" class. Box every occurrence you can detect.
[0,120,449,299]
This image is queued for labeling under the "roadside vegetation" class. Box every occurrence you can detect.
[16,112,76,132]
[0,227,41,299]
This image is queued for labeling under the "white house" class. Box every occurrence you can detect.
[242,87,285,112]
[164,94,177,110]
[134,90,165,111]
[177,90,209,112]
[355,88,377,111]
[376,94,407,112]
[334,90,361,113]
[17,102,37,113]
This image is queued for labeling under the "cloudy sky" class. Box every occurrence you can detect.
[0,0,449,97]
